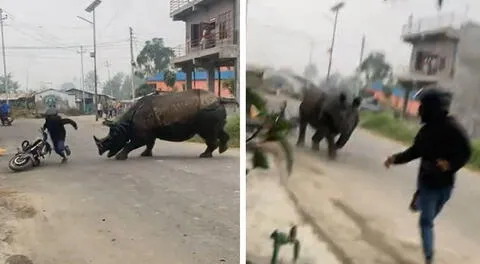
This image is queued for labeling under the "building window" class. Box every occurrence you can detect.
[217,10,231,40]
[414,51,446,75]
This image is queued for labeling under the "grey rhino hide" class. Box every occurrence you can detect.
[334,96,361,149]
[301,88,361,146]
[93,121,130,157]
[93,89,221,157]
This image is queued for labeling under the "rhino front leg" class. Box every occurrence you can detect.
[140,139,155,157]
[296,119,308,147]
[326,133,337,160]
[116,139,147,160]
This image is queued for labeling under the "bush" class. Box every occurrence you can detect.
[64,108,83,116]
[469,140,480,170]
[188,114,240,148]
[360,111,417,144]
[360,111,480,170]
[10,107,36,119]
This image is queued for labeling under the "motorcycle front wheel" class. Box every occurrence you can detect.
[8,154,33,172]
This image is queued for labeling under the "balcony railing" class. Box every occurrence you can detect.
[173,24,236,58]
[170,0,202,16]
[401,12,467,36]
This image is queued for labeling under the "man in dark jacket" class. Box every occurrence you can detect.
[384,87,471,264]
[43,109,78,163]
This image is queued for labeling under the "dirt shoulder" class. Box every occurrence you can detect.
[0,188,37,263]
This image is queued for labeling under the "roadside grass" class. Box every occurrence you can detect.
[359,111,480,170]
[187,114,240,148]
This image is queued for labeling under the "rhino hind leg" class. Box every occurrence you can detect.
[140,139,155,157]
[198,128,220,158]
[311,129,326,151]
[218,129,230,154]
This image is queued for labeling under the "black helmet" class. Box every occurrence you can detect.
[414,86,452,112]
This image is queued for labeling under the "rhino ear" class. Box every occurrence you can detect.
[352,97,362,108]
[339,92,347,103]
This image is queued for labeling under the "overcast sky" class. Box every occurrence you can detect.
[247,0,479,80]
[3,0,184,91]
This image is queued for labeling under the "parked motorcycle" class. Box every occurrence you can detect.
[8,127,51,172]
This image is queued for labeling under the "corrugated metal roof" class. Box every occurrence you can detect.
[0,92,34,100]
[146,70,235,82]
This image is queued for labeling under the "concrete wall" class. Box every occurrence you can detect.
[34,89,77,113]
[448,23,480,137]
[184,0,234,43]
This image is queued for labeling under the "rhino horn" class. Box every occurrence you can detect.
[93,135,108,155]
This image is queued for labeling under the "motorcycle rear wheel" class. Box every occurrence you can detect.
[8,154,33,172]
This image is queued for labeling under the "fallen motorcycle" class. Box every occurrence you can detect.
[8,127,51,172]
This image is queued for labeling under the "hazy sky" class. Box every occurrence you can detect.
[247,0,479,79]
[2,0,185,91]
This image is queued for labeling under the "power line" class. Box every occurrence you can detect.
[3,40,129,50]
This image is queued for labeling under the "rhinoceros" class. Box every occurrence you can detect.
[296,88,361,159]
[93,89,231,160]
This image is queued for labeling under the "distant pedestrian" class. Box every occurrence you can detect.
[384,87,471,264]
[97,102,103,118]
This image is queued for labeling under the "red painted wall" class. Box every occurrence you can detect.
[146,80,234,98]
[370,89,420,116]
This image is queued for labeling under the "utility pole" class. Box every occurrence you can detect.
[0,9,8,104]
[129,27,135,102]
[78,45,86,113]
[359,34,365,68]
[104,60,112,96]
[326,1,345,84]
[82,0,101,121]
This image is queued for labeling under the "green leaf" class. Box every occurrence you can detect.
[252,149,269,170]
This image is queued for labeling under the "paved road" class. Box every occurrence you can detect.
[265,94,480,262]
[0,116,239,264]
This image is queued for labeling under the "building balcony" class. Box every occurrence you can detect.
[172,26,238,66]
[170,0,217,21]
[401,13,464,42]
[393,65,452,87]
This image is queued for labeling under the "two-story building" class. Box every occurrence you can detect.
[396,13,480,137]
[170,0,239,103]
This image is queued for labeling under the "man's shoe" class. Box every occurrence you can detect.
[61,157,68,164]
[65,146,71,156]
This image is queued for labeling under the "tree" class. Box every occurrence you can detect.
[61,82,76,91]
[0,73,20,93]
[303,63,318,81]
[120,75,144,100]
[85,71,96,92]
[135,83,155,97]
[103,72,125,99]
[135,38,175,78]
[163,70,176,89]
[358,51,391,83]
[246,67,293,176]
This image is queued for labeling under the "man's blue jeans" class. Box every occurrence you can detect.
[52,140,65,157]
[417,186,453,260]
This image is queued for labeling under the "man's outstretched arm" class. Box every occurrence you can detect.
[61,118,78,130]
[391,128,425,165]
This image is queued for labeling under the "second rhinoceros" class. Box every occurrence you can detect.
[93,89,232,160]
[296,88,361,159]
